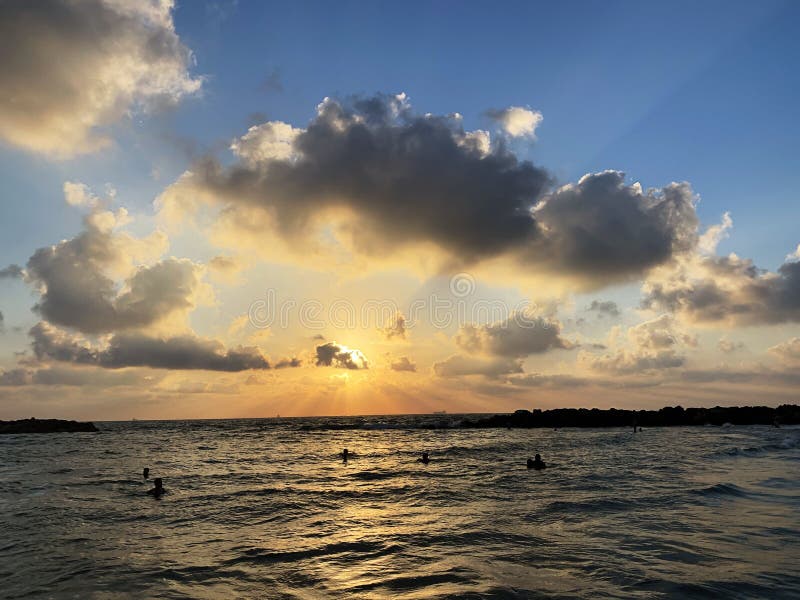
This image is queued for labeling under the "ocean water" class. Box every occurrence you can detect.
[1,417,799,599]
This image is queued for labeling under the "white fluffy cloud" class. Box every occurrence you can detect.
[231,121,303,165]
[487,106,543,138]
[0,0,201,158]
[769,338,800,364]
[579,315,695,375]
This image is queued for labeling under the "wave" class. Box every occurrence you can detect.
[715,433,800,457]
[225,539,396,566]
[691,482,749,498]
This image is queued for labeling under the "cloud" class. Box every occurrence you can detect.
[698,212,732,254]
[315,342,369,369]
[677,366,800,387]
[0,265,24,279]
[0,0,201,158]
[627,314,695,350]
[381,313,407,340]
[642,249,800,325]
[208,255,244,284]
[29,321,273,372]
[63,181,117,212]
[0,365,157,387]
[208,255,241,273]
[275,357,303,369]
[230,121,302,165]
[455,314,572,357]
[718,337,745,354]
[580,348,685,375]
[769,338,800,364]
[390,356,416,372]
[158,96,703,287]
[486,106,543,138]
[259,68,284,93]
[161,93,549,263]
[505,373,592,388]
[586,300,620,318]
[0,368,30,386]
[525,171,699,283]
[433,354,523,378]
[578,314,693,375]
[23,213,199,334]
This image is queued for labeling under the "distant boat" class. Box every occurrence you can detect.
[433,410,447,415]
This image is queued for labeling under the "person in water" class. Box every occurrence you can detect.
[341,448,350,462]
[527,454,546,470]
[143,467,150,479]
[418,451,430,464]
[147,477,166,497]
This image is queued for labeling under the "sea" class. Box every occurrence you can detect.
[1,416,799,599]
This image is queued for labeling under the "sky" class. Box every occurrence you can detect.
[1,0,799,420]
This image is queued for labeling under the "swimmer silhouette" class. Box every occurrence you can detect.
[527,454,546,470]
[341,448,349,462]
[143,467,150,479]
[146,477,166,497]
[418,451,430,464]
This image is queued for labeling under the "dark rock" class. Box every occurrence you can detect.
[458,404,800,429]
[0,418,99,434]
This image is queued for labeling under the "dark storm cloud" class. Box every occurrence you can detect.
[174,95,702,283]
[527,171,699,281]
[30,322,272,372]
[24,218,200,334]
[190,93,550,262]
[455,315,572,358]
[0,0,200,157]
[643,255,800,324]
[315,342,368,369]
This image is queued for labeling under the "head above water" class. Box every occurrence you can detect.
[154,478,163,489]
[143,467,149,479]
[535,454,542,461]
